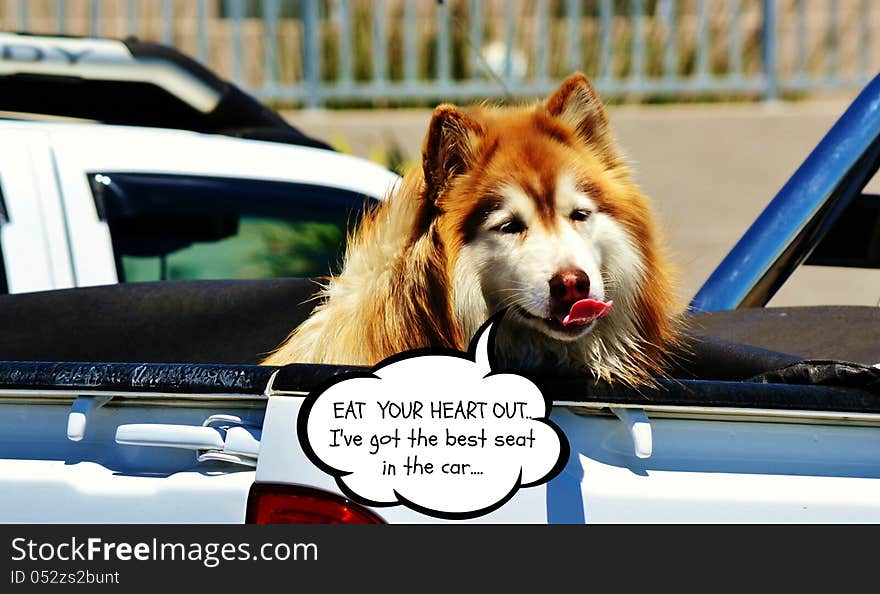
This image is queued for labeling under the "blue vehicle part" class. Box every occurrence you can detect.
[691,73,880,311]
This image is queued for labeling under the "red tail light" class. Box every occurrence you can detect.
[246,483,385,524]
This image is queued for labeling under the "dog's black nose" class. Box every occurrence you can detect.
[549,268,591,304]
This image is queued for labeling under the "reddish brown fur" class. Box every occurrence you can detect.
[432,97,680,381]
[263,73,681,383]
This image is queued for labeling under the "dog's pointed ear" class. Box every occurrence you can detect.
[422,104,484,202]
[545,73,621,165]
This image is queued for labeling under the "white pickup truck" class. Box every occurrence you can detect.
[1,34,879,524]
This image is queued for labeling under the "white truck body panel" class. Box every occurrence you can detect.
[251,395,880,524]
[550,409,880,523]
[0,401,261,523]
[3,392,879,523]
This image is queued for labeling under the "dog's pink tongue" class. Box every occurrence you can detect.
[562,298,614,326]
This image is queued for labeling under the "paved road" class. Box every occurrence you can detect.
[286,100,880,308]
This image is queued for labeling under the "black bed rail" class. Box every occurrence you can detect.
[0,360,876,415]
[0,361,274,395]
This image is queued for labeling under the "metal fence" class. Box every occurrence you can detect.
[2,0,877,107]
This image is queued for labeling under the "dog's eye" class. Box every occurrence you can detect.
[494,219,526,234]
[570,209,592,222]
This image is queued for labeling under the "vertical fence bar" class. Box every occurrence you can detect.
[263,0,279,93]
[729,0,742,77]
[55,0,66,34]
[162,0,174,45]
[373,0,386,86]
[437,0,450,84]
[536,0,548,84]
[663,0,678,79]
[339,0,353,86]
[504,0,516,82]
[696,0,709,78]
[127,0,137,37]
[91,0,101,37]
[632,0,644,81]
[859,0,870,80]
[827,0,838,80]
[404,0,417,84]
[567,0,581,74]
[796,0,806,79]
[197,0,208,64]
[229,0,244,85]
[762,0,778,100]
[599,0,612,81]
[303,0,321,106]
[469,0,483,80]
[17,0,28,30]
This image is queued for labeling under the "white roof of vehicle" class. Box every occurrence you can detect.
[0,118,401,201]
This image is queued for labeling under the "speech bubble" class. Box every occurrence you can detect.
[296,312,569,520]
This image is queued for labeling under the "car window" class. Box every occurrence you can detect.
[88,172,375,283]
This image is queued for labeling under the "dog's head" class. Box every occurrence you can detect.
[418,73,679,381]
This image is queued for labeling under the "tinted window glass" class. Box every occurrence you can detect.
[89,173,375,283]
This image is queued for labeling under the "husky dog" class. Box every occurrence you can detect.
[263,73,680,385]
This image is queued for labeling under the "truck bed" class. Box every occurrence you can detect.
[1,280,878,523]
